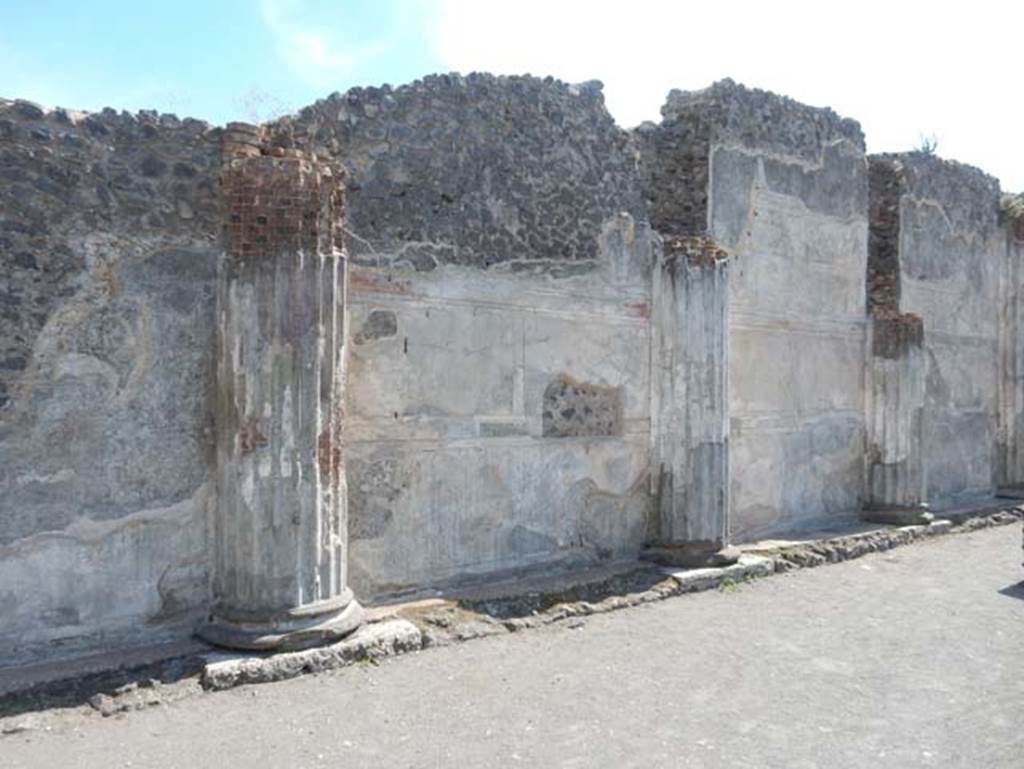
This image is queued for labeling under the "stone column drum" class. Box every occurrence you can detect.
[646,237,738,568]
[199,123,363,650]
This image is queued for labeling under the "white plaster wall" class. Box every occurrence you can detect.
[0,487,212,666]
[345,218,655,599]
[0,244,218,668]
[899,200,1003,502]
[712,147,869,539]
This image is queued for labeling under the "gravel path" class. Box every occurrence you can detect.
[4,524,1023,769]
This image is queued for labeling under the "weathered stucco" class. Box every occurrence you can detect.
[877,154,1004,503]
[253,76,656,600]
[0,74,1018,667]
[0,99,221,665]
[342,213,654,598]
[643,80,869,539]
[649,237,731,558]
[865,314,927,510]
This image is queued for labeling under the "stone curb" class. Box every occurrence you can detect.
[1,508,1019,714]
[764,511,1019,570]
[412,511,1022,644]
[200,619,423,691]
[194,508,1021,692]
[477,553,777,636]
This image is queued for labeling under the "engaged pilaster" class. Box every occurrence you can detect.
[199,123,362,650]
[646,236,737,568]
[861,157,930,525]
[997,198,1024,496]
[863,314,928,521]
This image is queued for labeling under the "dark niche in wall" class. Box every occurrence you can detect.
[542,375,622,438]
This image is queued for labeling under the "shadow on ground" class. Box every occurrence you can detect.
[0,654,206,721]
[997,581,1024,602]
[457,567,671,620]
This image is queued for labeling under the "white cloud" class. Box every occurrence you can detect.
[430,0,1023,190]
[261,0,390,91]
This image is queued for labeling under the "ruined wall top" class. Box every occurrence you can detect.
[0,97,221,418]
[872,151,1002,235]
[635,79,867,241]
[661,79,866,160]
[282,73,645,272]
[0,98,221,237]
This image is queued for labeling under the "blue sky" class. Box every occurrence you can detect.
[2,0,1021,190]
[0,1,442,123]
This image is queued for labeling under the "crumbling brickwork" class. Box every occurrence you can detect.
[867,157,905,317]
[638,79,866,244]
[221,122,344,262]
[1003,193,1024,242]
[635,110,713,237]
[662,235,729,266]
[865,157,926,361]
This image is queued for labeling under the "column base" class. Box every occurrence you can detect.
[860,506,933,526]
[642,543,741,569]
[197,598,364,652]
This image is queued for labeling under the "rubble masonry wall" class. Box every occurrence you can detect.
[0,75,1016,663]
[0,100,221,665]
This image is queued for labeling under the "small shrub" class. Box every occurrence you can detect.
[915,133,939,156]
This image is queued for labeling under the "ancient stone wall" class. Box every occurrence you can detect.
[280,75,654,598]
[879,154,1004,504]
[0,74,1018,666]
[290,73,645,271]
[643,80,870,539]
[0,99,221,665]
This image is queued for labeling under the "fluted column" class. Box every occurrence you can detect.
[199,123,363,650]
[646,236,738,568]
[862,313,930,525]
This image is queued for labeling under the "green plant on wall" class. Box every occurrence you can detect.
[915,133,939,156]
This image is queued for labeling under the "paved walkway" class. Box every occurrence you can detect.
[4,525,1023,768]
